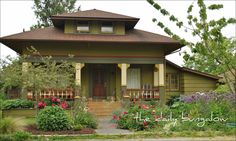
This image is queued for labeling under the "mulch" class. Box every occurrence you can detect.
[25,124,96,135]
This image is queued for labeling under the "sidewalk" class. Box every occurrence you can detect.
[77,137,236,141]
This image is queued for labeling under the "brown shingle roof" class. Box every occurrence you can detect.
[0,26,180,44]
[51,9,139,30]
[51,9,139,20]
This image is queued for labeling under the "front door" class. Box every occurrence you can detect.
[93,68,107,98]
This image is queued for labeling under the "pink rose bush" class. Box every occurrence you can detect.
[38,97,69,109]
[111,101,164,131]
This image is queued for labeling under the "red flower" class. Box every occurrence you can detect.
[56,99,61,103]
[143,120,148,126]
[123,111,128,115]
[142,105,149,109]
[38,101,46,109]
[51,97,57,102]
[61,101,68,109]
[113,115,117,119]
[52,104,55,107]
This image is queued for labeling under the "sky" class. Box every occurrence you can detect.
[0,0,235,66]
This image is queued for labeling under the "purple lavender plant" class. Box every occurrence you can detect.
[181,92,236,105]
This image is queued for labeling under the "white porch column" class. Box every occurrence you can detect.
[158,63,165,86]
[118,63,130,86]
[154,63,165,105]
[75,63,85,87]
[118,63,130,99]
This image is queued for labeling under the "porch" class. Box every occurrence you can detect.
[26,61,165,103]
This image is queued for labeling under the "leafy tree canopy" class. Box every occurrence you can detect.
[0,47,75,99]
[147,0,236,93]
[31,0,77,29]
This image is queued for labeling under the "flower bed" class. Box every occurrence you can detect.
[112,92,236,132]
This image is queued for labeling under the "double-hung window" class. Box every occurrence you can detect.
[77,21,90,33]
[166,73,179,91]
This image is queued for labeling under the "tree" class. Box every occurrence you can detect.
[31,0,77,29]
[147,0,236,93]
[0,48,75,102]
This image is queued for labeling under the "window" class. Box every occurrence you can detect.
[127,68,141,89]
[77,21,89,33]
[101,22,113,33]
[166,73,179,91]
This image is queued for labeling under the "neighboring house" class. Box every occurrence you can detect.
[0,9,220,104]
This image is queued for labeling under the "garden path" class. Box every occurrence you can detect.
[95,117,134,135]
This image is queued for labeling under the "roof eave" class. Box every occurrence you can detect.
[182,67,221,80]
[166,60,220,80]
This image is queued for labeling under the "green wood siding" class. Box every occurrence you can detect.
[64,21,125,35]
[81,65,89,97]
[114,22,125,35]
[182,72,217,94]
[64,20,76,34]
[141,65,153,86]
[22,42,165,58]
[115,67,121,99]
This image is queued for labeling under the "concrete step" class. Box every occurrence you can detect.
[88,101,122,117]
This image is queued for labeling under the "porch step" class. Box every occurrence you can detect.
[88,101,122,117]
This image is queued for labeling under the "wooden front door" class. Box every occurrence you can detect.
[93,68,107,98]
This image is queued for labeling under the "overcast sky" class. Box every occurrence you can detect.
[0,0,235,66]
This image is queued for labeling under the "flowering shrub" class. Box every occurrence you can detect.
[112,102,167,131]
[36,106,72,131]
[38,101,46,109]
[112,92,236,131]
[37,97,69,109]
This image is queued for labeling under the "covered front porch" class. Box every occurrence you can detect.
[26,57,166,104]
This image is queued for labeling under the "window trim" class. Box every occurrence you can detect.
[101,22,114,34]
[76,21,90,33]
[166,73,180,91]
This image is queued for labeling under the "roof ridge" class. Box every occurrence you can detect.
[51,9,139,20]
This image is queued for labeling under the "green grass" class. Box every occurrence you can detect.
[24,117,36,125]
[1,129,235,141]
[26,130,236,141]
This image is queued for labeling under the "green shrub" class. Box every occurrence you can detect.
[3,99,34,110]
[74,111,97,129]
[13,131,32,141]
[73,124,83,131]
[0,93,6,100]
[214,84,230,93]
[0,117,26,134]
[36,106,72,131]
[0,135,13,141]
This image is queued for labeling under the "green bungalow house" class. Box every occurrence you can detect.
[0,9,219,115]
